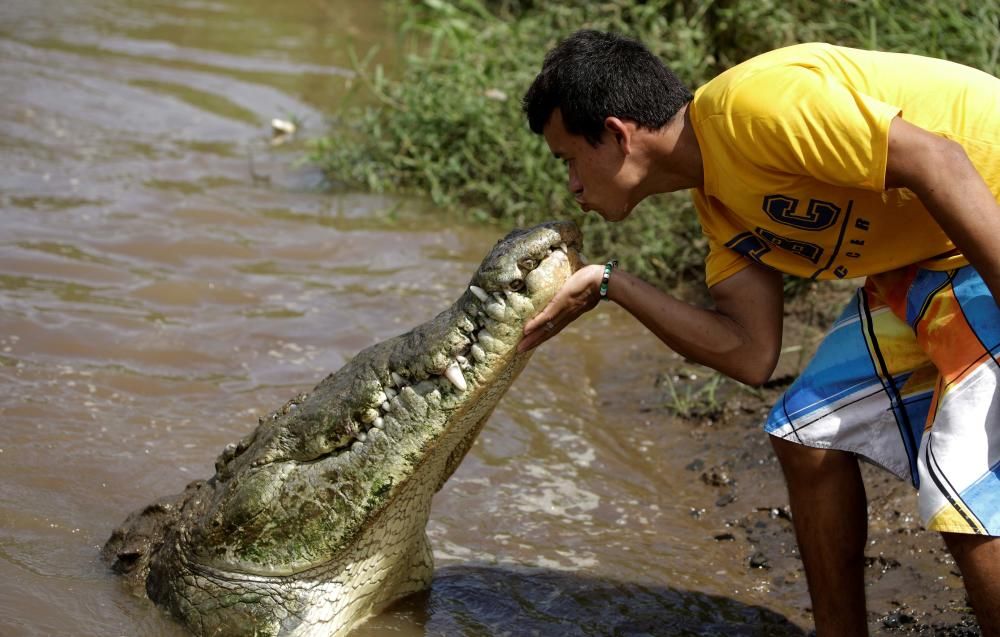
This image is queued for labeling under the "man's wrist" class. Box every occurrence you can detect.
[585,264,605,302]
[599,259,618,301]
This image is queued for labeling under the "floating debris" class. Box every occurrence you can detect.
[270,118,297,145]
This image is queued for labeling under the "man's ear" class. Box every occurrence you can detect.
[604,117,634,155]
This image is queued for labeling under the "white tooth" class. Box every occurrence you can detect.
[485,302,506,321]
[384,387,397,399]
[444,362,467,392]
[469,285,489,303]
[391,371,404,386]
[361,409,378,424]
[381,401,391,412]
[375,390,387,404]
[357,431,367,442]
[456,355,467,365]
[471,344,486,362]
[478,331,499,352]
[504,289,534,315]
[373,417,384,429]
[559,242,568,253]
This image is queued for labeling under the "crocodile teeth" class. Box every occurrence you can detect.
[559,242,568,253]
[391,371,404,386]
[504,289,534,314]
[384,387,397,399]
[444,362,467,391]
[471,344,486,362]
[381,401,391,412]
[478,330,498,352]
[372,417,384,429]
[356,431,367,442]
[485,301,506,321]
[469,285,489,303]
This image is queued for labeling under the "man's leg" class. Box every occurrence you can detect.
[941,533,1000,637]
[770,435,869,636]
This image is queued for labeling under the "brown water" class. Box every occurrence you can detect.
[0,2,810,635]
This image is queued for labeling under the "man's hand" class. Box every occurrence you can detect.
[519,264,604,352]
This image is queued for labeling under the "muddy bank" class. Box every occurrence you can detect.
[599,288,981,636]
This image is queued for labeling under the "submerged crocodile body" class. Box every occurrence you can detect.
[103,221,582,636]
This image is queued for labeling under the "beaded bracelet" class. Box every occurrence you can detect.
[599,259,618,301]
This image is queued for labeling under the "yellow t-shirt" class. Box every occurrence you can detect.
[689,43,1000,288]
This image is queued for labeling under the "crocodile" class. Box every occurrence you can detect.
[102,220,583,636]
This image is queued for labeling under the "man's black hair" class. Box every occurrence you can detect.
[522,29,693,146]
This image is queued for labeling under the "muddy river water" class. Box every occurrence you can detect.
[0,2,818,635]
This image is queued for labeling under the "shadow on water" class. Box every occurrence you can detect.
[360,563,808,637]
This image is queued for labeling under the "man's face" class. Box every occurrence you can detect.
[542,109,634,222]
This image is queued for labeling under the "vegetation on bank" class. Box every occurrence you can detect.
[311,0,999,287]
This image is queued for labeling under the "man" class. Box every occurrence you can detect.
[518,30,1000,636]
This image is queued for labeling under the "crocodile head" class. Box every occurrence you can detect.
[108,220,582,636]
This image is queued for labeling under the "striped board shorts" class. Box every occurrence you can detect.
[765,264,1000,535]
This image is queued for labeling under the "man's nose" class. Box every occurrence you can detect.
[568,169,583,196]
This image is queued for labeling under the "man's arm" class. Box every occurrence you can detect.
[885,116,1000,301]
[520,261,784,386]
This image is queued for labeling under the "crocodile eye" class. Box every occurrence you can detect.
[508,278,525,292]
[519,258,537,271]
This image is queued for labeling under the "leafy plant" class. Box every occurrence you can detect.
[657,369,727,419]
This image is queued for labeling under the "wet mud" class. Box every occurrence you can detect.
[591,291,983,637]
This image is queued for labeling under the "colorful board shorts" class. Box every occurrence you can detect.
[765,264,1000,535]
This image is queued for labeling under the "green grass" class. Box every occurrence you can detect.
[658,369,726,419]
[310,0,999,288]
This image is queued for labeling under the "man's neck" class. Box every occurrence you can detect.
[642,103,704,195]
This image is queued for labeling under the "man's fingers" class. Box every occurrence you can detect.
[523,315,544,335]
[517,320,560,353]
[519,312,565,351]
[525,291,576,335]
[517,330,546,353]
[523,306,558,335]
